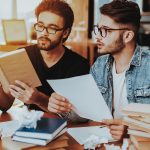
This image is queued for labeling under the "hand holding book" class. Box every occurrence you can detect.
[9,80,39,104]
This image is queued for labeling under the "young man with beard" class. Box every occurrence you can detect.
[0,0,89,122]
[48,0,150,140]
[90,0,150,140]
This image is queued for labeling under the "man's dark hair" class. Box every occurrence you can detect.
[100,0,141,35]
[35,0,74,42]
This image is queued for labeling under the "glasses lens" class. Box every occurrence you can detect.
[94,26,99,35]
[47,27,56,34]
[34,23,44,32]
[100,28,107,38]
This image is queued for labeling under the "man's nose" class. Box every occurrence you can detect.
[96,34,102,41]
[41,28,49,36]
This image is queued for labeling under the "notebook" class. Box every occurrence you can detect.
[12,127,67,146]
[14,118,67,140]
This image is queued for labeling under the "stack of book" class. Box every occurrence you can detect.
[12,118,67,146]
[122,103,150,150]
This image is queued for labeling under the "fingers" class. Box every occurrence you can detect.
[48,92,72,114]
[9,85,25,95]
[102,119,126,140]
[9,88,19,98]
[102,119,122,125]
[48,102,68,113]
[15,80,30,90]
[110,124,124,131]
[51,92,67,101]
[109,124,126,140]
[9,87,28,102]
[9,81,36,104]
[110,128,124,140]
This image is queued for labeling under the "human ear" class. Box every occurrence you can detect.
[62,28,70,39]
[123,30,135,43]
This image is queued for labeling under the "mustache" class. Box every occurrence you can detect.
[38,36,51,41]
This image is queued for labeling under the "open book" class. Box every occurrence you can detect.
[0,48,41,91]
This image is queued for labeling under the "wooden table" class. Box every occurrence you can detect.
[0,108,122,150]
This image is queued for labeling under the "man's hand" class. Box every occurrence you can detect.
[9,80,39,104]
[102,119,127,141]
[48,92,72,114]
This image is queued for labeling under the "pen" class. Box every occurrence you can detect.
[99,125,107,128]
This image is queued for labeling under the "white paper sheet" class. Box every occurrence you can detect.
[0,120,20,137]
[47,74,112,121]
[67,126,115,145]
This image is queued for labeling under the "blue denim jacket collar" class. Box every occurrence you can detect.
[105,55,113,71]
[130,45,142,67]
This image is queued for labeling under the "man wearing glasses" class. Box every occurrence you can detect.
[0,0,89,122]
[90,0,150,140]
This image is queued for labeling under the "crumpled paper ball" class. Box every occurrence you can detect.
[18,106,44,128]
[84,134,108,149]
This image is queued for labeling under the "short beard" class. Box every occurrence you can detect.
[37,36,61,51]
[110,34,125,55]
[98,34,125,56]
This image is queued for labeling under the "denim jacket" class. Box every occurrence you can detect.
[90,45,150,112]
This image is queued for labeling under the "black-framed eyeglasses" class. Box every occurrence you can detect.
[34,23,64,34]
[93,25,129,38]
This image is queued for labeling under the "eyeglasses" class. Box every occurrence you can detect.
[93,25,129,38]
[34,23,64,34]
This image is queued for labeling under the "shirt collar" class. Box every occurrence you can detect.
[130,45,142,67]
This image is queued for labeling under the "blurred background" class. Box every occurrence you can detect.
[0,0,150,66]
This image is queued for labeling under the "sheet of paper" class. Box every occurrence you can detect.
[47,74,112,121]
[67,126,115,145]
[0,120,20,137]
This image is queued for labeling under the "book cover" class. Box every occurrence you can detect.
[14,118,67,140]
[12,127,67,146]
[0,48,41,92]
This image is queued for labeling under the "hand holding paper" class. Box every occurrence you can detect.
[102,119,127,140]
[48,92,72,114]
[47,74,112,122]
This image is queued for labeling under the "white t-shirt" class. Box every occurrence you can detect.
[112,62,128,119]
